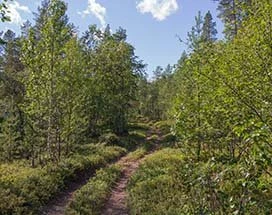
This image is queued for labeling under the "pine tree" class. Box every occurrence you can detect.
[213,0,251,40]
[0,98,22,161]
[187,11,203,51]
[0,30,25,161]
[201,11,217,42]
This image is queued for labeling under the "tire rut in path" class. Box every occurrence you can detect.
[101,157,142,215]
[41,169,97,215]
[102,129,161,215]
[42,128,160,215]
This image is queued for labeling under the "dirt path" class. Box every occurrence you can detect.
[102,128,161,215]
[42,127,161,215]
[41,167,98,215]
[102,155,143,215]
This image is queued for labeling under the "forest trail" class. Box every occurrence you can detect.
[101,151,143,215]
[41,127,161,215]
[41,162,102,215]
[102,128,161,215]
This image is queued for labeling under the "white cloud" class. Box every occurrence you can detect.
[7,1,31,25]
[136,0,178,21]
[79,0,106,28]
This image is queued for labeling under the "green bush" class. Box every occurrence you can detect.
[128,122,150,131]
[160,133,176,148]
[154,120,173,134]
[118,131,146,150]
[125,148,147,161]
[162,133,176,143]
[65,165,122,215]
[128,148,272,215]
[0,145,126,214]
[99,133,120,145]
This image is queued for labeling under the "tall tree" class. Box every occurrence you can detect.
[21,0,73,163]
[201,11,217,42]
[91,32,144,134]
[214,0,251,40]
[0,30,25,161]
[187,11,203,51]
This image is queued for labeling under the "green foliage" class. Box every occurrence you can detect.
[137,65,175,121]
[202,10,217,42]
[98,128,147,151]
[0,0,145,165]
[0,0,271,214]
[161,133,176,144]
[65,165,122,215]
[99,133,120,146]
[154,120,173,134]
[128,149,185,215]
[125,147,147,161]
[169,0,272,163]
[0,0,11,22]
[128,122,150,132]
[128,149,272,215]
[214,0,251,39]
[0,145,125,214]
[117,130,146,151]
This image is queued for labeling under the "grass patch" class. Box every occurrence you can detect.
[125,147,147,162]
[99,133,120,146]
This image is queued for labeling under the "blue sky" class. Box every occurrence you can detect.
[0,0,224,76]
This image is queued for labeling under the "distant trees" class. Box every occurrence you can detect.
[137,0,272,170]
[150,0,272,170]
[213,0,251,39]
[137,64,175,121]
[0,29,25,161]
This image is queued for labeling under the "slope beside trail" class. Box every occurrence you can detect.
[102,128,161,215]
[41,127,161,215]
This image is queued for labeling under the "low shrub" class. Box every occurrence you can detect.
[162,133,176,143]
[125,148,147,161]
[65,165,122,215]
[128,122,150,132]
[154,120,173,134]
[160,133,177,148]
[119,131,146,150]
[99,133,120,146]
[0,144,126,214]
[128,130,146,142]
[127,148,272,215]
